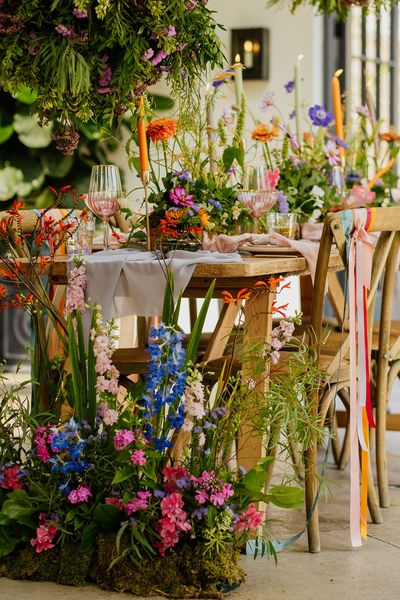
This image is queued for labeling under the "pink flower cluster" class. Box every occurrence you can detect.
[92,312,120,395]
[125,491,152,515]
[72,8,87,18]
[191,471,234,506]
[162,466,189,493]
[234,503,264,532]
[113,429,134,450]
[105,497,125,511]
[30,514,58,553]
[67,484,92,504]
[98,402,118,426]
[55,24,72,37]
[269,319,295,365]
[34,425,51,463]
[131,450,146,466]
[0,465,24,490]
[65,264,86,315]
[156,492,191,555]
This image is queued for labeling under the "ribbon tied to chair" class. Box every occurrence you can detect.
[339,207,376,547]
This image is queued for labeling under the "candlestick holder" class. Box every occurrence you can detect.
[141,170,151,250]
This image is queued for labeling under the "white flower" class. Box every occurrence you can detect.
[309,208,322,223]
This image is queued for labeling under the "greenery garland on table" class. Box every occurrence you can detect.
[0,0,223,153]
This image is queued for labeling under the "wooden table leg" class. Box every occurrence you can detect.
[236,290,274,472]
[203,301,241,362]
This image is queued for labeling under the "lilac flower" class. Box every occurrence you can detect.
[161,25,176,37]
[55,24,72,37]
[141,48,154,61]
[277,191,289,213]
[260,91,276,112]
[169,186,195,207]
[174,169,194,183]
[221,108,234,127]
[278,124,300,150]
[154,489,167,498]
[284,80,295,93]
[150,50,169,65]
[208,198,222,210]
[193,507,208,519]
[323,140,340,166]
[72,8,87,18]
[289,109,296,120]
[308,104,333,127]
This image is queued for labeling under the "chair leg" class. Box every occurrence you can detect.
[367,452,383,524]
[337,388,350,470]
[305,444,320,552]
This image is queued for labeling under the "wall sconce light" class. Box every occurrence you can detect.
[231,28,269,80]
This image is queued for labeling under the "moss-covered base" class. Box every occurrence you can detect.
[0,535,245,598]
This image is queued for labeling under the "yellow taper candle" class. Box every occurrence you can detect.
[332,69,345,158]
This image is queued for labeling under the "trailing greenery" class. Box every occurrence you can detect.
[267,0,390,21]
[0,0,223,142]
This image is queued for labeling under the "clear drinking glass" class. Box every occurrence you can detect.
[331,165,347,203]
[237,165,279,232]
[66,214,95,256]
[267,213,297,239]
[87,165,122,249]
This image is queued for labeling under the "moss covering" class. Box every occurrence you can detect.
[0,534,245,598]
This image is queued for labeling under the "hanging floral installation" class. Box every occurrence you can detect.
[0,0,223,152]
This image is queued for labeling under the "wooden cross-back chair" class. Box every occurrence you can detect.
[305,207,400,552]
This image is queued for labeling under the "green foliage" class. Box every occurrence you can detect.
[267,0,387,21]
[0,0,224,131]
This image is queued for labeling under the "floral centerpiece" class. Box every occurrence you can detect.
[0,0,223,153]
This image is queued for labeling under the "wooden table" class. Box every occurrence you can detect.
[4,251,343,470]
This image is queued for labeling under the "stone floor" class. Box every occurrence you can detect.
[1,372,399,599]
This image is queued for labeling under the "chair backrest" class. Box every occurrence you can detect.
[310,207,400,373]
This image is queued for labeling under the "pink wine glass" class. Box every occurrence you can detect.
[88,165,122,249]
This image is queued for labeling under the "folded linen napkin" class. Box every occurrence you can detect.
[80,248,241,320]
[202,231,320,281]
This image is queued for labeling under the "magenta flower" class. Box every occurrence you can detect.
[55,24,72,37]
[125,491,152,515]
[169,186,194,207]
[68,484,92,504]
[72,8,87,18]
[235,503,264,532]
[114,429,134,450]
[323,140,340,166]
[131,450,147,465]
[162,25,176,37]
[30,517,58,553]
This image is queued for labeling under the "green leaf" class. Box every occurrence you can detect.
[41,150,73,178]
[2,489,39,524]
[80,521,98,552]
[93,503,122,530]
[112,466,134,485]
[241,456,274,494]
[13,113,52,148]
[222,147,244,172]
[15,87,38,105]
[149,93,175,112]
[265,485,304,509]
[0,124,14,144]
[0,527,20,557]
[185,280,215,364]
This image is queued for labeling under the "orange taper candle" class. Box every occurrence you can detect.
[137,96,149,174]
[368,157,395,189]
[332,69,344,158]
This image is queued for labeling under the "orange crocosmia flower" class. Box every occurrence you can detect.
[147,118,178,143]
[0,285,6,299]
[271,301,289,317]
[251,123,279,143]
[222,288,252,304]
[38,256,52,270]
[0,218,7,236]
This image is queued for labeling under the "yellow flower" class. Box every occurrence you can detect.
[198,208,209,227]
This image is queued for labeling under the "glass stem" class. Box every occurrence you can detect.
[103,219,110,249]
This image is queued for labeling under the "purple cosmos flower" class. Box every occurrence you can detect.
[284,80,295,93]
[331,135,348,150]
[308,104,333,127]
[278,124,300,150]
[260,91,276,112]
[141,48,154,61]
[324,140,340,166]
[150,50,169,65]
[169,186,195,207]
[277,191,289,213]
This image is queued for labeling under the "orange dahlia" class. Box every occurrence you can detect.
[146,118,178,142]
[251,123,279,143]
